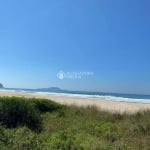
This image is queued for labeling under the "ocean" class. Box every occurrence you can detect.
[1,88,150,104]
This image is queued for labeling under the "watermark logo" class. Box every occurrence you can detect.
[57,70,94,80]
[57,70,65,80]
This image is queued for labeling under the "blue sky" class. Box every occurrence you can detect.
[0,0,150,94]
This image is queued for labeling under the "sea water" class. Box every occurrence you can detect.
[1,88,150,104]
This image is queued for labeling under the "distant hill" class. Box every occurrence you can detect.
[0,83,4,88]
[36,87,63,92]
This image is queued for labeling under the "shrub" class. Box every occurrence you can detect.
[46,131,76,150]
[0,126,8,146]
[0,97,62,131]
[87,122,122,142]
[0,97,42,131]
[30,98,61,113]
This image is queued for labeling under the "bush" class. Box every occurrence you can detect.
[0,97,42,131]
[0,126,8,146]
[0,97,150,149]
[30,98,61,113]
[0,126,42,150]
[87,122,122,142]
[46,131,76,150]
[0,97,62,131]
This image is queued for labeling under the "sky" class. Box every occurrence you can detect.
[0,0,150,94]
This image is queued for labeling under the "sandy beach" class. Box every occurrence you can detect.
[0,90,150,114]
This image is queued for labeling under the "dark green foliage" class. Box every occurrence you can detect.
[0,126,8,146]
[0,97,61,131]
[0,97,150,149]
[30,98,61,113]
[0,97,41,131]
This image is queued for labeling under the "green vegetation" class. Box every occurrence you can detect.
[0,97,150,149]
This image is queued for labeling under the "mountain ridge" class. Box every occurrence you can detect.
[0,83,4,88]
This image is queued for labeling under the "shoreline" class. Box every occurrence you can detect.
[0,90,150,114]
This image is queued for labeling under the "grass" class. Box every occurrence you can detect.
[0,97,150,149]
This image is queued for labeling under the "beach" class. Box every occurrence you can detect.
[0,90,150,114]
